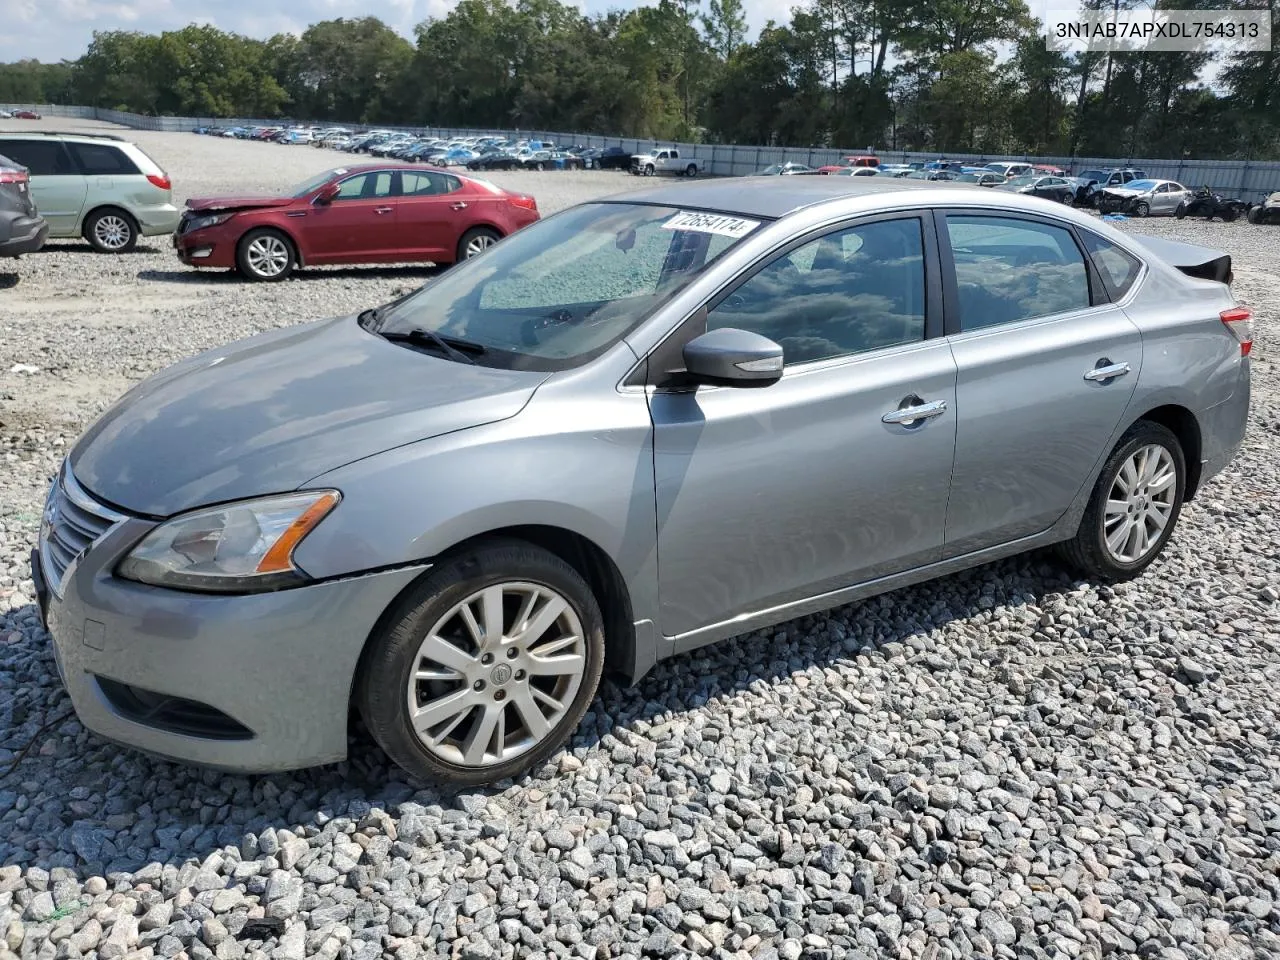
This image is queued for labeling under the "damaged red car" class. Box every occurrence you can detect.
[173,164,540,281]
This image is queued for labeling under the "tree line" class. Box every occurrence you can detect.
[1,0,1278,160]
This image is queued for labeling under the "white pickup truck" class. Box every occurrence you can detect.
[629,147,705,177]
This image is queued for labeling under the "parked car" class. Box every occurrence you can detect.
[466,151,518,172]
[878,164,913,176]
[173,164,540,281]
[924,160,967,174]
[906,170,959,181]
[1033,164,1068,177]
[0,110,12,119]
[956,172,1007,187]
[984,162,1034,179]
[1071,168,1148,207]
[830,167,880,177]
[1094,179,1190,217]
[630,147,704,177]
[1175,185,1250,222]
[0,152,48,257]
[757,162,817,176]
[12,110,41,120]
[0,131,178,252]
[817,154,880,174]
[1247,190,1280,224]
[34,176,1251,785]
[995,174,1076,203]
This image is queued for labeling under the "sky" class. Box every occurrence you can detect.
[7,0,1059,64]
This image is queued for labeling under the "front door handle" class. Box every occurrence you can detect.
[1084,359,1131,382]
[450,201,469,210]
[882,398,948,425]
[374,206,393,215]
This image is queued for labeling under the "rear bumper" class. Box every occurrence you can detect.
[135,203,182,236]
[0,215,48,256]
[1197,359,1250,490]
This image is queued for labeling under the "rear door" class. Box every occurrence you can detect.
[65,141,143,217]
[938,210,1142,556]
[0,139,85,235]
[394,170,471,262]
[305,170,396,263]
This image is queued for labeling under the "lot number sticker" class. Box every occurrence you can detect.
[662,211,760,239]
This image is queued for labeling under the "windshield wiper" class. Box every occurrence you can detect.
[378,326,483,365]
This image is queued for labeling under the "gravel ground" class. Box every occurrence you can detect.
[1,120,1278,960]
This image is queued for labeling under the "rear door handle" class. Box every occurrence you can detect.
[450,201,468,210]
[882,398,948,425]
[1084,360,1131,382]
[374,206,393,215]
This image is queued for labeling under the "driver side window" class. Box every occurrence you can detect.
[707,218,927,365]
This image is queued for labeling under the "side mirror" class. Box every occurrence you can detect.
[315,183,340,205]
[682,327,784,388]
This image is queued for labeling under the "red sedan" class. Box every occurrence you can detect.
[173,164,540,281]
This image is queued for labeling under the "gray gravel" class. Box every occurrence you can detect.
[1,121,1279,960]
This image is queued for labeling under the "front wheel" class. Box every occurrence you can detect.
[1133,201,1149,217]
[644,164,655,177]
[84,208,138,253]
[236,228,295,281]
[1056,421,1185,582]
[356,540,605,786]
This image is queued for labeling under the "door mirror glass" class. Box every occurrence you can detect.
[682,327,784,388]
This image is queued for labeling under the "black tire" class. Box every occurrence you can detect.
[1133,201,1149,218]
[235,228,296,282]
[1221,206,1239,223]
[83,208,139,254]
[1175,203,1187,220]
[356,539,605,786]
[1056,420,1186,583]
[1247,205,1262,224]
[457,226,501,262]
[644,164,655,177]
[535,161,545,171]
[685,164,697,177]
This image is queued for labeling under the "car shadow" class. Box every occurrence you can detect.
[35,242,164,256]
[136,265,446,285]
[0,549,1083,879]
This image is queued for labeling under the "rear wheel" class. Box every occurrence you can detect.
[458,227,500,261]
[236,228,295,281]
[1056,421,1185,582]
[356,540,605,786]
[685,164,697,177]
[1247,205,1262,224]
[84,208,138,253]
[1175,203,1187,219]
[1221,206,1239,223]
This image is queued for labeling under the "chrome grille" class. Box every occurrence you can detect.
[38,463,127,598]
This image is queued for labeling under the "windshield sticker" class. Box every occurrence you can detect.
[661,211,760,239]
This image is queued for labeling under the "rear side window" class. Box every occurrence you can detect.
[0,139,75,176]
[399,171,459,196]
[1080,231,1143,301]
[67,143,140,176]
[945,215,1091,330]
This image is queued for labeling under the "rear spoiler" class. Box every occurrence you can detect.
[1129,234,1232,285]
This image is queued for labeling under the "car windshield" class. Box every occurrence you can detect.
[289,169,344,197]
[366,202,761,371]
[1005,176,1036,187]
[1125,180,1159,191]
[759,165,783,175]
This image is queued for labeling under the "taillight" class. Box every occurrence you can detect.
[1220,306,1253,356]
[509,195,537,212]
[0,170,27,185]
[147,173,172,191]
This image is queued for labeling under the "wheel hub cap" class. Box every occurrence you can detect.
[1103,444,1176,563]
[247,237,288,276]
[95,216,130,249]
[406,582,585,768]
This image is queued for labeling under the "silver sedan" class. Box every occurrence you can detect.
[1096,178,1191,216]
[35,178,1251,785]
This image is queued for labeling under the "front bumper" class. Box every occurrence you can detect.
[36,513,427,773]
[174,228,236,268]
[0,216,48,256]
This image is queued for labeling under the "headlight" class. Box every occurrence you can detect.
[187,212,233,232]
[117,491,340,593]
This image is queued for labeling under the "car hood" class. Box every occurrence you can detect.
[185,195,298,212]
[1102,186,1146,196]
[70,315,549,517]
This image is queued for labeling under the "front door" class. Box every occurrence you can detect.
[395,170,470,262]
[938,211,1143,556]
[306,170,396,263]
[0,139,85,235]
[650,215,958,640]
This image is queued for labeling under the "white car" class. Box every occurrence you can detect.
[0,109,11,119]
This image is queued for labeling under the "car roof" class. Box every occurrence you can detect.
[0,131,129,144]
[601,175,948,219]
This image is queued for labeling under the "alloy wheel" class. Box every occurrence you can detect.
[1103,444,1177,563]
[245,235,290,278]
[464,234,496,258]
[405,581,586,768]
[93,215,132,251]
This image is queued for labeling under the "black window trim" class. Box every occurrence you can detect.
[932,207,1110,337]
[635,209,944,389]
[394,169,460,198]
[0,137,77,176]
[1077,228,1149,305]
